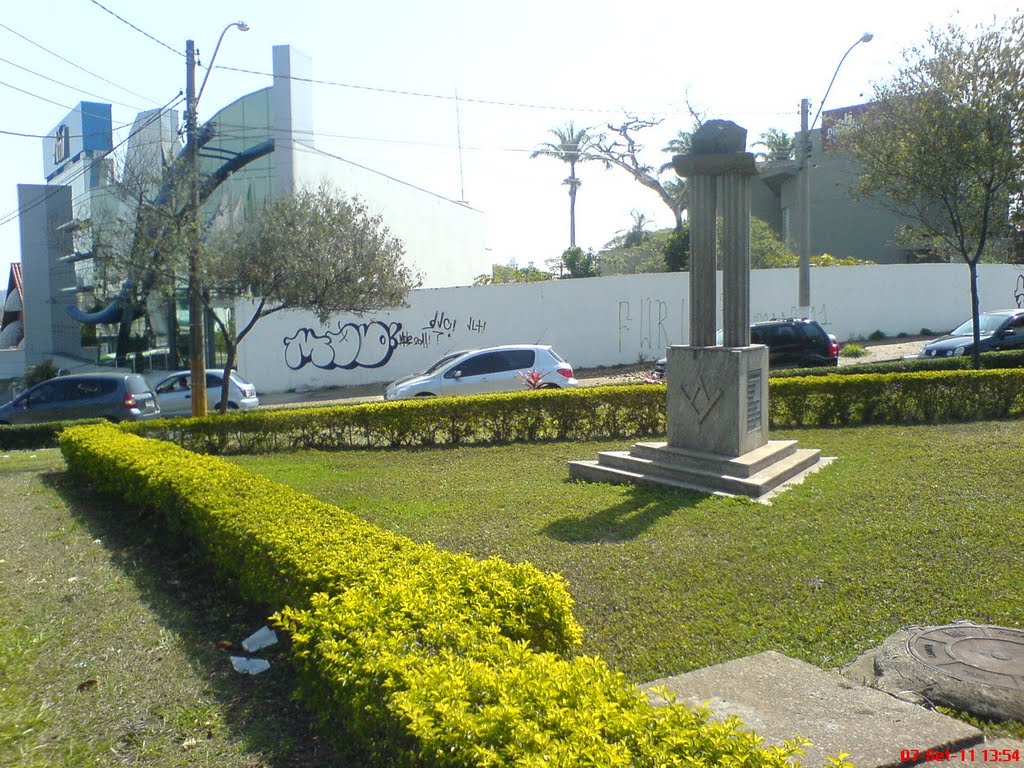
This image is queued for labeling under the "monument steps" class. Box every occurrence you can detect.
[569,441,822,500]
[641,651,1024,767]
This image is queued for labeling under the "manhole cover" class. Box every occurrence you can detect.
[907,624,1024,690]
[859,621,1024,722]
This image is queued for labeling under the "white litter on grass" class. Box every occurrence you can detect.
[230,656,271,675]
[241,625,278,653]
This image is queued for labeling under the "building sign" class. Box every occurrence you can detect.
[43,102,113,181]
[52,125,70,166]
[821,102,872,153]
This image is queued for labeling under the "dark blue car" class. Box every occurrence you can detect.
[919,309,1024,358]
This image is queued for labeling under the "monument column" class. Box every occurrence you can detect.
[689,174,717,347]
[568,119,823,500]
[721,173,752,348]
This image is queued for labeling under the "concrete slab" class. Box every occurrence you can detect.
[642,651,982,768]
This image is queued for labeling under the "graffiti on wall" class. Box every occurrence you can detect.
[617,298,671,355]
[752,305,830,326]
[396,310,487,348]
[283,309,490,371]
[1015,274,1024,308]
[284,320,402,370]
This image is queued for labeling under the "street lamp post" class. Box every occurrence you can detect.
[798,32,872,314]
[184,21,248,417]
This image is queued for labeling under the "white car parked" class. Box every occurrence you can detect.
[152,369,259,416]
[383,344,579,400]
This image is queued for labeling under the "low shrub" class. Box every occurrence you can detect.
[839,342,868,358]
[58,423,817,766]
[58,423,581,654]
[0,418,105,451]
[769,369,1024,427]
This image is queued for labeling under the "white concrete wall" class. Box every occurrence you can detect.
[237,263,1024,394]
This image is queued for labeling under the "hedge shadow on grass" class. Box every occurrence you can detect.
[42,471,353,768]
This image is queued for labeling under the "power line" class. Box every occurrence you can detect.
[0,78,73,110]
[0,22,160,105]
[214,64,641,114]
[0,55,146,112]
[86,0,182,58]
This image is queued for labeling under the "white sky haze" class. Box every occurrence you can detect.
[1,0,1020,281]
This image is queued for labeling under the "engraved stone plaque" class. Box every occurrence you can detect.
[746,369,762,434]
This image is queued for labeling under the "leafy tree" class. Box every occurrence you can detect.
[205,185,419,411]
[531,122,595,247]
[752,128,794,162]
[599,226,672,275]
[474,264,553,285]
[559,245,600,278]
[837,13,1024,368]
[663,225,690,271]
[749,217,797,268]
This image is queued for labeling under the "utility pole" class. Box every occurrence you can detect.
[185,39,208,416]
[798,97,811,315]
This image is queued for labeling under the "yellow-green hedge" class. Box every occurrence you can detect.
[58,423,815,767]
[58,423,580,653]
[769,369,1024,427]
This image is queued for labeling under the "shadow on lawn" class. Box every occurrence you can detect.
[543,485,702,543]
[43,471,354,768]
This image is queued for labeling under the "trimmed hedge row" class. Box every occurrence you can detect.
[58,423,813,767]
[125,385,667,454]
[770,369,1024,427]
[121,367,1024,455]
[770,348,1024,378]
[0,418,106,451]
[58,423,580,652]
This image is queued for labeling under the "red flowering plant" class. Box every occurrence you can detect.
[636,370,666,385]
[516,370,548,389]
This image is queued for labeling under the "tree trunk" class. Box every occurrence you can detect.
[568,182,577,247]
[218,343,238,414]
[969,259,982,370]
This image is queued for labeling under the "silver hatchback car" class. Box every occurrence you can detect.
[384,344,579,400]
[152,369,259,416]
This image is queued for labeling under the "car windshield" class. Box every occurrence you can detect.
[421,351,470,375]
[949,314,1006,336]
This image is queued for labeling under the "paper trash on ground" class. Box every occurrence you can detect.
[230,656,271,675]
[241,625,278,653]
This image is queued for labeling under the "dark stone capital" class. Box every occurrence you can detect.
[672,152,758,178]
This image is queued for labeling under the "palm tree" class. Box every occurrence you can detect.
[531,122,594,247]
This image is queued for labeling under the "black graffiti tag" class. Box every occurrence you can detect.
[283,320,402,370]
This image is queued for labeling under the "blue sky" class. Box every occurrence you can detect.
[1,0,1019,283]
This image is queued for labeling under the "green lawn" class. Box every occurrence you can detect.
[231,420,1024,683]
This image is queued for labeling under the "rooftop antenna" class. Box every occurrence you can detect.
[455,89,467,204]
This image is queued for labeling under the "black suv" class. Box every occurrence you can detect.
[652,318,840,378]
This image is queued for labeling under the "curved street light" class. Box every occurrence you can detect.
[798,32,872,312]
[185,21,249,417]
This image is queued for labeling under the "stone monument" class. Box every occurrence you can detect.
[569,120,823,499]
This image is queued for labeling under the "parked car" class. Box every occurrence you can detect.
[652,318,840,379]
[152,369,259,416]
[0,372,161,425]
[383,344,579,400]
[918,309,1024,358]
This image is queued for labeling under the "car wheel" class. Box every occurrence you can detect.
[415,392,435,398]
[538,383,560,389]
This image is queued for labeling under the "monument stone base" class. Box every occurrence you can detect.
[569,346,825,500]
